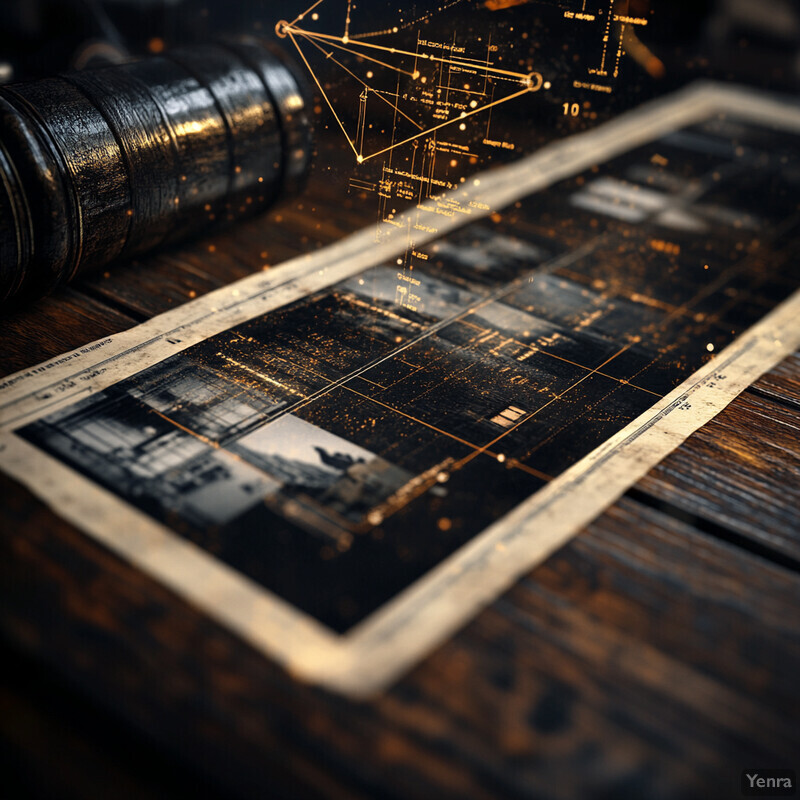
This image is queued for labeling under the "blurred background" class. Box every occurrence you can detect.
[1,1,799,159]
[1,0,799,213]
[2,1,799,89]
[0,1,797,77]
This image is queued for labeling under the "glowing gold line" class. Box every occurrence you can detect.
[457,318,662,397]
[299,32,423,131]
[508,460,554,482]
[288,26,532,81]
[349,28,398,40]
[452,342,635,471]
[150,408,214,447]
[287,31,360,159]
[288,0,324,28]
[297,30,418,82]
[342,384,481,450]
[306,33,419,78]
[361,87,531,162]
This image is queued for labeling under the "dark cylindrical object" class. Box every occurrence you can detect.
[0,39,313,303]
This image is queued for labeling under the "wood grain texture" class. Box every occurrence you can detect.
[0,172,364,375]
[1,420,798,799]
[750,352,800,409]
[639,391,800,565]
[0,288,137,378]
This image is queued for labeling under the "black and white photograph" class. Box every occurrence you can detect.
[230,414,413,528]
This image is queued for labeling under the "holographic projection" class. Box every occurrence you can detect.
[276,0,545,164]
[277,0,653,164]
[277,0,654,318]
[20,114,800,634]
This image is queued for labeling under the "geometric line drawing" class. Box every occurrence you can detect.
[277,1,544,163]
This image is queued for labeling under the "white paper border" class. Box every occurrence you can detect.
[2,82,799,696]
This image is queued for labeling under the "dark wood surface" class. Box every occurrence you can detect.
[1,161,799,800]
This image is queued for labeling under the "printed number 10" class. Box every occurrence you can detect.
[563,103,580,117]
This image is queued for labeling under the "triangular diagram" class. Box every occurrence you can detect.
[277,1,543,163]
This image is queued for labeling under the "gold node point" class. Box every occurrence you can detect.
[357,155,364,163]
[276,20,290,38]
[525,72,542,91]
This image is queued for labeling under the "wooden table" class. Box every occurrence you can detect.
[1,139,799,800]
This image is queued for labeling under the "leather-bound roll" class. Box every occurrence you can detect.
[0,39,313,303]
